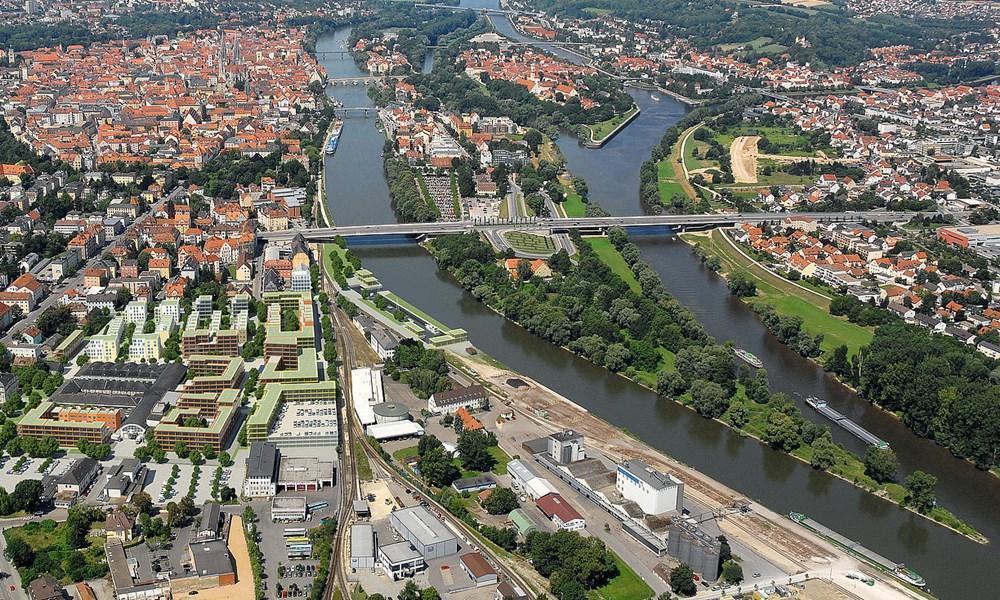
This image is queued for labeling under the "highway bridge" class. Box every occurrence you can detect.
[259,211,942,243]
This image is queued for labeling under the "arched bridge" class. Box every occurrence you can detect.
[327,75,406,86]
[259,211,948,243]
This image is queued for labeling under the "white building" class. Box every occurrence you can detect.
[157,298,181,322]
[427,384,488,415]
[124,300,147,325]
[615,459,684,516]
[290,266,311,292]
[128,333,161,362]
[86,316,126,362]
[244,442,278,498]
[351,367,384,426]
[547,430,585,464]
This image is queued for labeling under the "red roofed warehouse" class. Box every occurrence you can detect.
[535,493,586,531]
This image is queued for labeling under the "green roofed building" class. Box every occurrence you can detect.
[508,508,539,538]
[246,381,338,443]
[154,389,240,452]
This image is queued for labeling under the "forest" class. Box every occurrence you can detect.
[531,0,983,67]
[349,5,478,69]
[407,50,634,139]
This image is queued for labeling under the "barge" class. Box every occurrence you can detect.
[325,120,343,155]
[806,396,888,449]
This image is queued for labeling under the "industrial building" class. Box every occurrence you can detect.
[459,552,498,587]
[277,457,335,492]
[377,541,425,580]
[351,366,385,426]
[365,420,424,441]
[389,506,459,560]
[535,493,586,531]
[616,459,684,516]
[547,430,586,464]
[243,441,335,497]
[105,538,172,600]
[350,523,376,571]
[271,496,308,522]
[667,519,721,581]
[372,402,410,424]
[18,362,186,444]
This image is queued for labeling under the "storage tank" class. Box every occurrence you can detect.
[373,402,410,424]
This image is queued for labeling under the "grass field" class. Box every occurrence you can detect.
[503,231,556,254]
[683,137,717,172]
[585,237,641,293]
[586,105,639,142]
[589,553,654,600]
[393,445,419,463]
[685,229,873,357]
[656,153,690,204]
[355,441,373,480]
[560,177,587,217]
[488,445,512,475]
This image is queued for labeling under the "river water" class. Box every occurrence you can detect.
[316,16,998,597]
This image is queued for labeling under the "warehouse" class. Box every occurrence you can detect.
[378,541,425,580]
[459,552,498,587]
[350,523,376,571]
[506,459,538,490]
[389,506,459,560]
[536,493,586,531]
[366,420,424,441]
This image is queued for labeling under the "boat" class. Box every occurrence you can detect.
[325,120,344,156]
[805,396,889,449]
[733,347,763,368]
[651,94,660,101]
[789,512,926,588]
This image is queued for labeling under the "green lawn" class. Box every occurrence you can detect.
[656,156,689,203]
[504,231,556,254]
[585,237,641,293]
[393,445,419,463]
[685,230,873,357]
[488,445,511,475]
[683,138,717,172]
[561,183,587,217]
[587,105,638,141]
[589,553,654,600]
[355,441,373,480]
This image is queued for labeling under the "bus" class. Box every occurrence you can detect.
[283,528,307,538]
[307,501,329,512]
[284,536,310,546]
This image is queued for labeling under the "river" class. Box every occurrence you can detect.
[316,16,998,597]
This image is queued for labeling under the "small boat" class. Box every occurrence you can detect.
[733,347,763,368]
[651,94,660,101]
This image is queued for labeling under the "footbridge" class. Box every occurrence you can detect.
[259,211,941,243]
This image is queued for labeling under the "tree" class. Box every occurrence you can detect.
[417,445,459,487]
[189,449,203,465]
[174,441,189,458]
[4,536,33,567]
[399,581,421,600]
[727,403,749,428]
[904,470,937,513]
[10,479,43,513]
[727,272,757,297]
[132,491,153,516]
[669,563,697,596]
[690,379,730,418]
[809,435,837,470]
[864,446,898,483]
[457,429,495,472]
[218,451,233,467]
[763,412,801,451]
[721,560,744,584]
[482,487,519,515]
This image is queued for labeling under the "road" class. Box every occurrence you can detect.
[1,195,169,346]
[259,210,954,242]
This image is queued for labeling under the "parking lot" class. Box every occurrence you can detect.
[249,484,339,598]
[143,459,246,506]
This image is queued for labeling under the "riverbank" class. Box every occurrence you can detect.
[682,229,873,357]
[446,344,932,600]
[677,229,985,543]
[583,104,640,148]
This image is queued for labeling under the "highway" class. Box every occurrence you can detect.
[260,210,952,242]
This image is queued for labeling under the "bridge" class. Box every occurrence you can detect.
[314,50,351,59]
[259,211,942,243]
[393,1,525,15]
[333,107,376,118]
[327,75,406,86]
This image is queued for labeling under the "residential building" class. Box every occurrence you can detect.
[427,384,489,415]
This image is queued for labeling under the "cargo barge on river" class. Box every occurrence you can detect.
[806,396,889,449]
